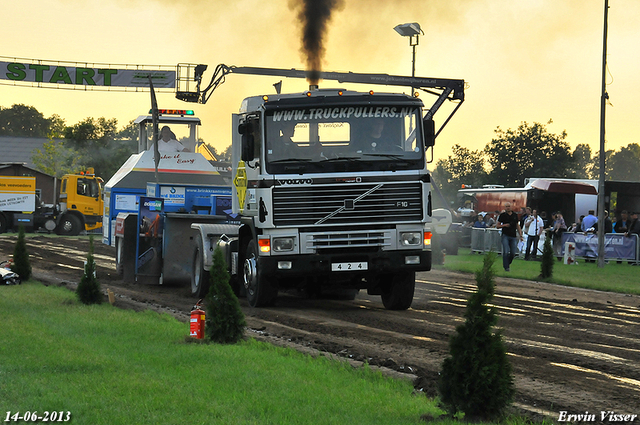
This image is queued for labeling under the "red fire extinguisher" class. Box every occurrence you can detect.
[190,300,205,339]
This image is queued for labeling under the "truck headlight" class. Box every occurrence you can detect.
[400,232,422,246]
[273,237,295,252]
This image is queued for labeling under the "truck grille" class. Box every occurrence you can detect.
[306,230,390,250]
[272,182,423,226]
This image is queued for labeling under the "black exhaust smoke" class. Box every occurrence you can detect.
[293,0,345,86]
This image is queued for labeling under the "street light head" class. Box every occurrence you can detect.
[394,22,422,37]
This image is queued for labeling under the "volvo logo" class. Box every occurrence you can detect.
[278,178,313,185]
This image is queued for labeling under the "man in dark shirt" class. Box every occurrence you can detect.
[496,202,523,272]
[593,210,613,233]
[626,212,640,237]
[613,210,629,234]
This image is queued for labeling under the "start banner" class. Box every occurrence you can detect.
[0,60,175,88]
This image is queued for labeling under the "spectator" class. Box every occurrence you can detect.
[496,202,523,272]
[484,212,495,228]
[520,207,531,231]
[613,210,629,234]
[605,210,613,233]
[594,210,613,233]
[625,212,640,237]
[546,212,558,233]
[524,209,544,260]
[581,210,598,232]
[466,211,478,227]
[577,215,585,232]
[626,212,640,266]
[552,211,568,258]
[540,211,549,228]
[473,214,487,228]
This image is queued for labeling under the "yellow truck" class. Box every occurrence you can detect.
[0,169,103,235]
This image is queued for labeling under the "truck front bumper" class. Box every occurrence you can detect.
[258,249,431,278]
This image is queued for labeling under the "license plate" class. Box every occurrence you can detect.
[331,262,368,272]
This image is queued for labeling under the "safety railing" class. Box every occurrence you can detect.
[560,232,639,264]
[469,228,639,264]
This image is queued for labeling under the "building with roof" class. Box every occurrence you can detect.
[0,136,55,169]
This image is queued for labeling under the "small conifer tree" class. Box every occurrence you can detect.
[439,252,514,421]
[76,236,102,305]
[205,246,246,344]
[540,230,554,279]
[11,226,32,281]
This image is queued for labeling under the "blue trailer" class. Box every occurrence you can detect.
[104,149,233,285]
[103,110,234,286]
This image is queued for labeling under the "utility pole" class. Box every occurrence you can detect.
[149,76,160,185]
[597,0,609,268]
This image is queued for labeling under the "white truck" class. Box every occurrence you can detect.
[107,66,464,310]
[186,65,465,309]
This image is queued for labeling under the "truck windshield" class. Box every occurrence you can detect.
[265,105,425,173]
[77,178,101,198]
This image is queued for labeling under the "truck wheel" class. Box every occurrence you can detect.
[243,239,277,307]
[56,215,82,236]
[191,233,210,298]
[381,272,415,310]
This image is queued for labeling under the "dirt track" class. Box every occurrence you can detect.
[2,234,639,421]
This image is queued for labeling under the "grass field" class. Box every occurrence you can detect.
[1,283,448,425]
[438,248,640,295]
[0,282,554,425]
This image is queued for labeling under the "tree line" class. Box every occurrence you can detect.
[432,119,640,205]
[0,104,229,181]
[3,104,638,191]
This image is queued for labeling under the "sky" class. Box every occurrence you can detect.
[1,0,639,166]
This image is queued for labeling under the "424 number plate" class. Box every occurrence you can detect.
[331,262,368,272]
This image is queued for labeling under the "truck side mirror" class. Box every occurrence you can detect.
[423,118,436,148]
[241,133,255,162]
[240,118,258,162]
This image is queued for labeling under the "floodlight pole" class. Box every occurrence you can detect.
[597,0,609,268]
[410,34,419,97]
[394,23,422,97]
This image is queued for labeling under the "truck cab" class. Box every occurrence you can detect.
[230,88,434,309]
[57,169,104,235]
